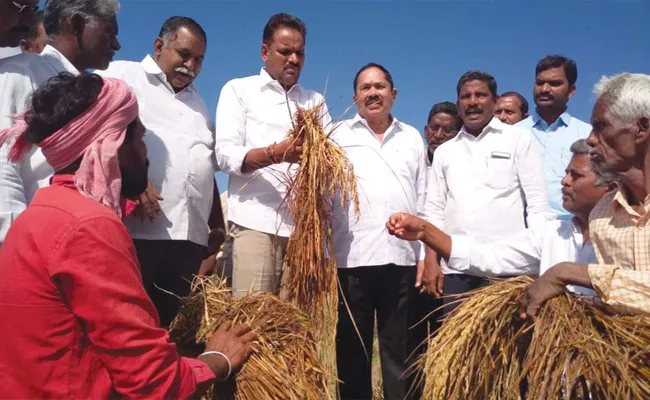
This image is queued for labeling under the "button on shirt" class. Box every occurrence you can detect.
[97,56,216,246]
[331,115,426,268]
[425,117,551,275]
[449,218,597,294]
[215,68,331,237]
[0,45,78,243]
[517,112,591,220]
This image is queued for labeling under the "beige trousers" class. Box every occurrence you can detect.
[230,223,289,299]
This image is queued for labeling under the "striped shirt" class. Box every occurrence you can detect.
[588,189,650,315]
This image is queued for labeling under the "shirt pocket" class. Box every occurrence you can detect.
[484,155,514,189]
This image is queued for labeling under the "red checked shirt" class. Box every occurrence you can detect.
[0,175,214,399]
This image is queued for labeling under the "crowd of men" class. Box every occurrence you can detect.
[1,1,649,399]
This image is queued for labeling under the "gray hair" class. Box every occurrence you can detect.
[593,73,650,125]
[44,0,120,37]
[570,139,619,187]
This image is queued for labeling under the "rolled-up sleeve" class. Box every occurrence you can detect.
[214,81,250,176]
[588,264,650,315]
[51,216,214,398]
[0,66,36,244]
[514,129,552,235]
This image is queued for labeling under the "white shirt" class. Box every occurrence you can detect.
[0,47,21,60]
[424,117,551,275]
[0,45,77,243]
[331,114,426,268]
[215,68,330,237]
[97,56,216,246]
[448,218,597,295]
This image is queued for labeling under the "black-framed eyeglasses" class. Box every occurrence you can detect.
[425,124,458,137]
[12,1,39,13]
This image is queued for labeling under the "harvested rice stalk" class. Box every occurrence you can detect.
[169,276,328,400]
[282,103,359,389]
[419,276,650,400]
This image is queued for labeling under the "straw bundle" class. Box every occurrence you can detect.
[419,276,650,400]
[282,103,359,388]
[169,276,328,400]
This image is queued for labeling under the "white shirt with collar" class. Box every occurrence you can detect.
[215,68,331,237]
[331,114,426,269]
[448,217,596,295]
[97,55,216,246]
[0,45,78,243]
[424,117,552,275]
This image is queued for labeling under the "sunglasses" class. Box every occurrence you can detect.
[12,1,39,13]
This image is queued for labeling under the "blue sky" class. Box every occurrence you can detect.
[99,1,649,192]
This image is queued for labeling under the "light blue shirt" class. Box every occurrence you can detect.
[517,111,591,220]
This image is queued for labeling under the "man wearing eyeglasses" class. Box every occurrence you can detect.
[424,101,463,169]
[0,0,39,48]
[0,0,121,245]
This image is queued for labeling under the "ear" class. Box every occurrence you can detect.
[70,14,85,42]
[636,117,650,145]
[19,39,30,53]
[391,88,398,101]
[153,37,164,58]
[261,43,269,63]
[567,84,577,100]
[352,93,358,105]
[609,180,620,192]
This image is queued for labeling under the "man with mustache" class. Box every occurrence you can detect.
[97,16,224,327]
[424,101,462,168]
[495,91,529,125]
[520,73,650,318]
[423,70,551,313]
[215,13,330,299]
[518,55,592,220]
[387,138,618,297]
[0,72,254,398]
[0,0,121,245]
[0,0,39,49]
[331,63,426,400]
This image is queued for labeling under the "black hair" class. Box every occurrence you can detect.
[158,16,207,45]
[499,91,529,114]
[456,69,498,99]
[24,72,104,144]
[427,101,463,130]
[353,62,394,93]
[262,13,306,45]
[21,10,44,42]
[535,55,578,86]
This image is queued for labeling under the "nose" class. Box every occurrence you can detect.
[586,130,597,147]
[287,52,299,65]
[561,174,570,187]
[184,58,196,71]
[541,83,551,93]
[432,127,445,141]
[496,111,506,121]
[112,37,121,51]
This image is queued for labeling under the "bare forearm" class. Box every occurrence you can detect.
[241,147,275,173]
[422,223,452,261]
[547,263,593,288]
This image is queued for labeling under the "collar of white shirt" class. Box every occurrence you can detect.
[349,113,405,140]
[258,67,303,99]
[140,54,196,95]
[456,116,503,141]
[41,45,79,75]
[532,110,571,128]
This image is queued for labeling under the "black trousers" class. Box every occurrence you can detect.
[134,239,207,327]
[336,265,425,400]
[442,273,489,315]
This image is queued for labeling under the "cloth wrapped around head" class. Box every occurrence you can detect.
[0,76,139,217]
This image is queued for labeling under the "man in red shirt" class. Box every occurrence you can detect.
[0,72,254,399]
